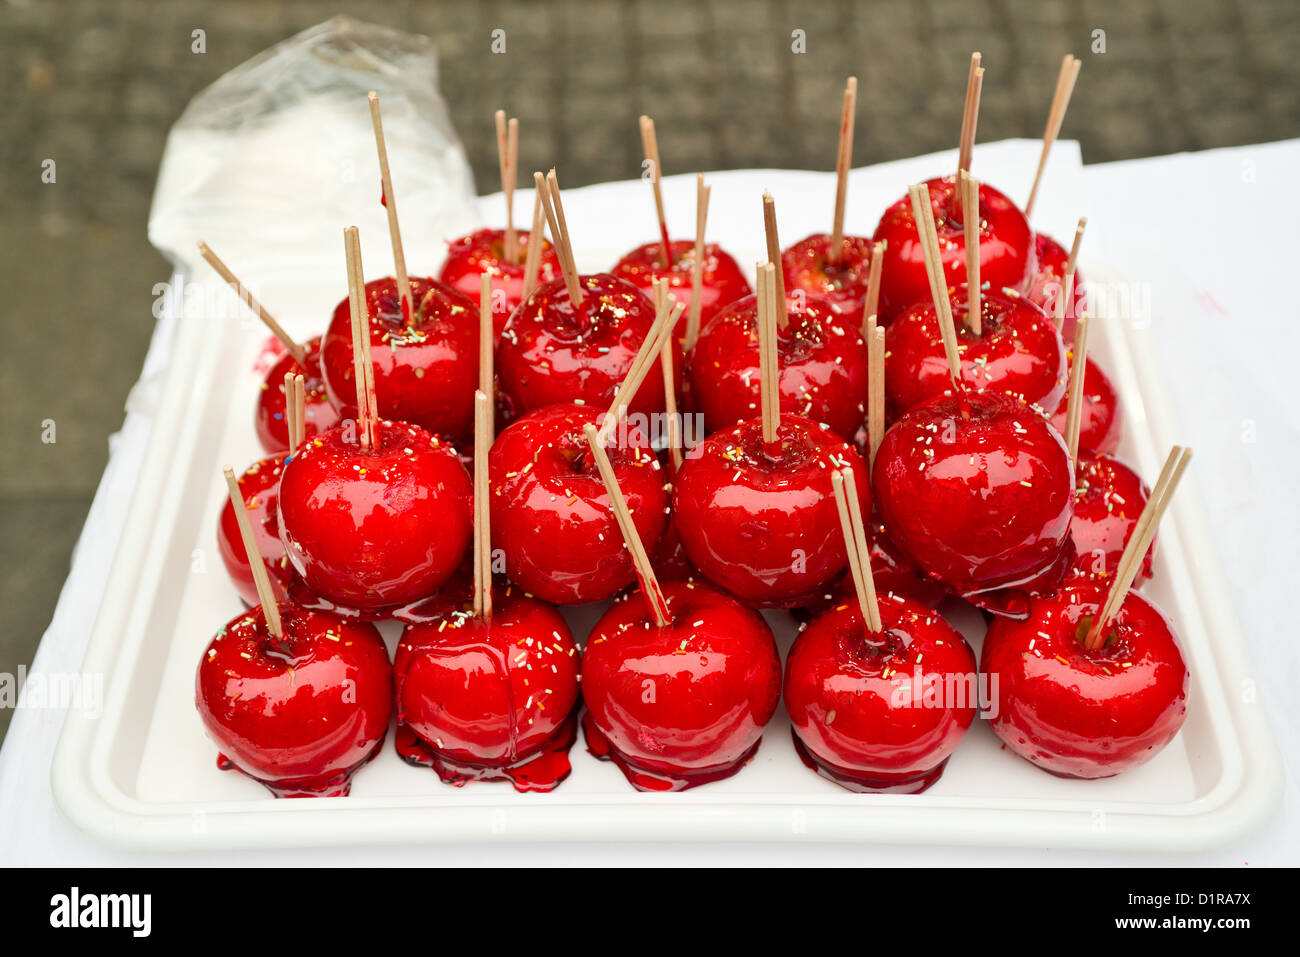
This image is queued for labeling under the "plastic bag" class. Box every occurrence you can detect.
[148,16,480,301]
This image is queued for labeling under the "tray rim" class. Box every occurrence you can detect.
[50,264,1284,853]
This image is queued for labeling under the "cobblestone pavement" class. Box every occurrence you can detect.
[1,0,1297,739]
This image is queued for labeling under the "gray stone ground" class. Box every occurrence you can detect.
[1,0,1297,741]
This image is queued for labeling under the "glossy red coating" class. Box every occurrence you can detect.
[580,579,782,791]
[610,239,751,332]
[1025,231,1086,341]
[195,603,393,798]
[320,276,479,445]
[780,233,878,319]
[393,591,582,792]
[981,581,1189,778]
[217,455,293,608]
[1069,452,1154,586]
[437,227,560,340]
[884,286,1067,418]
[489,403,670,604]
[872,176,1035,322]
[689,293,870,441]
[277,419,473,612]
[497,273,678,418]
[785,592,977,792]
[1050,354,1122,456]
[872,391,1075,605]
[255,336,341,454]
[672,414,869,605]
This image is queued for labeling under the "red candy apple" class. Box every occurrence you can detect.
[672,414,869,606]
[1026,231,1086,340]
[873,390,1075,615]
[610,239,751,331]
[872,176,1035,322]
[497,273,678,419]
[489,403,669,604]
[277,418,473,613]
[981,581,1189,778]
[1069,452,1154,586]
[217,455,293,607]
[195,602,393,797]
[581,579,782,791]
[394,590,582,792]
[320,276,479,444]
[781,233,877,319]
[255,336,341,454]
[437,227,560,339]
[884,286,1067,418]
[689,294,870,441]
[785,592,978,793]
[1050,355,1122,456]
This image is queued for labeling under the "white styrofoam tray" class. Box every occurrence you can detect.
[52,159,1282,852]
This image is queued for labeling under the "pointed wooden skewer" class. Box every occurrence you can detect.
[762,192,789,328]
[1084,446,1192,649]
[1062,314,1090,467]
[583,422,671,626]
[654,281,684,472]
[283,371,299,450]
[521,188,546,300]
[224,466,283,638]
[961,171,982,336]
[344,226,378,449]
[829,76,858,264]
[909,184,962,389]
[598,279,685,443]
[861,240,884,337]
[535,170,584,306]
[866,320,886,468]
[639,115,674,269]
[495,110,520,263]
[479,272,494,397]
[1057,216,1088,328]
[757,262,781,447]
[956,52,984,195]
[1025,54,1082,219]
[831,467,883,634]
[685,173,712,351]
[197,242,306,366]
[368,92,413,325]
[472,390,494,619]
[292,373,306,449]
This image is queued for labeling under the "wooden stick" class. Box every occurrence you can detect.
[757,262,781,445]
[956,53,984,183]
[197,242,306,366]
[685,174,712,351]
[479,272,494,398]
[829,76,858,263]
[1085,446,1192,648]
[908,184,962,388]
[224,466,282,638]
[283,371,298,450]
[639,115,674,268]
[1025,54,1082,219]
[535,170,583,306]
[868,323,886,468]
[831,467,883,634]
[652,280,684,472]
[1063,314,1090,466]
[962,172,982,336]
[762,192,789,328]
[521,188,545,299]
[343,226,377,449]
[292,373,306,449]
[599,282,685,442]
[472,390,493,619]
[861,240,884,337]
[368,92,413,325]
[1057,216,1087,328]
[495,110,520,263]
[583,423,670,626]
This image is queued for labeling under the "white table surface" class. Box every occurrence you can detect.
[2,139,1296,866]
